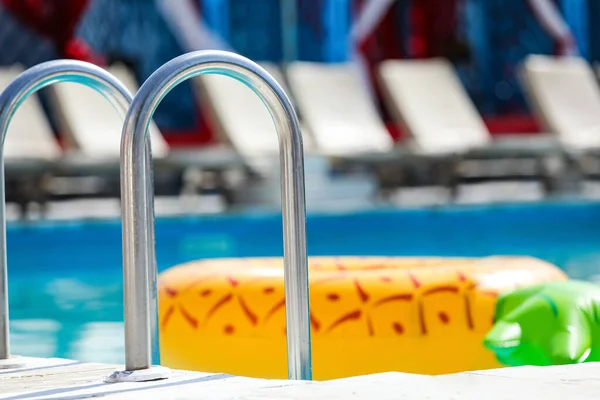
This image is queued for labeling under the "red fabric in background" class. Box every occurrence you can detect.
[0,0,213,147]
[354,0,404,61]
[353,0,406,139]
[354,0,459,139]
[386,114,540,143]
[0,0,103,63]
[355,0,461,67]
[357,0,542,136]
[484,114,541,135]
[412,0,541,133]
[413,0,460,58]
[163,104,218,148]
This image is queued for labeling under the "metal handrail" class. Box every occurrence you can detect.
[0,60,153,365]
[119,50,312,380]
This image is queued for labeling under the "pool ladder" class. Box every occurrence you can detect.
[0,51,312,381]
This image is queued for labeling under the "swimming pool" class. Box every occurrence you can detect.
[7,201,600,364]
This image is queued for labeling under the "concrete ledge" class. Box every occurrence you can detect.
[0,358,598,399]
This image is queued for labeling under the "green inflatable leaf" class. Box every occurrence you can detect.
[484,280,600,367]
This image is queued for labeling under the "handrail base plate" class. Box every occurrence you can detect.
[105,365,171,383]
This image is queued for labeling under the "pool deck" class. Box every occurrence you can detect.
[0,358,598,399]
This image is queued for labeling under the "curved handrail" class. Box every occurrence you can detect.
[119,50,311,380]
[0,60,156,363]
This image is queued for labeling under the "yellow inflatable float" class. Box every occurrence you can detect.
[158,256,566,380]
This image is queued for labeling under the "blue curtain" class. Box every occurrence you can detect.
[297,0,350,62]
[560,0,588,59]
[200,0,283,61]
[463,0,554,116]
[76,0,199,131]
[589,1,600,63]
[0,3,58,67]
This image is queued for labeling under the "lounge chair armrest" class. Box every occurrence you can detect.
[54,153,121,175]
[466,136,564,158]
[164,145,245,170]
[326,145,413,164]
[2,158,56,182]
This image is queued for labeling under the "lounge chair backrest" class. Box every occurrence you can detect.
[0,65,62,160]
[377,58,490,154]
[108,63,169,154]
[193,62,315,169]
[286,61,394,156]
[521,54,600,150]
[48,63,169,158]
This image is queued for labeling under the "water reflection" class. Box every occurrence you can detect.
[6,250,600,364]
[9,276,124,363]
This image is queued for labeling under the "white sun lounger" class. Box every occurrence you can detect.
[377,58,562,156]
[378,58,489,155]
[193,62,384,205]
[284,60,508,199]
[46,63,169,160]
[105,64,245,171]
[192,62,319,176]
[285,61,395,157]
[286,59,560,163]
[34,62,244,206]
[0,65,65,213]
[0,65,62,163]
[46,63,244,175]
[375,58,566,193]
[282,61,426,196]
[520,54,600,152]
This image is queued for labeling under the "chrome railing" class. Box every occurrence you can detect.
[0,60,149,370]
[116,50,312,381]
[0,51,312,381]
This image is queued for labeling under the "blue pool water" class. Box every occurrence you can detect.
[7,201,600,363]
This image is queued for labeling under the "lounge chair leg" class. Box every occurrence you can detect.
[180,167,236,207]
[444,156,461,202]
[557,153,585,195]
[37,173,53,219]
[209,171,235,206]
[12,181,29,221]
[373,164,406,204]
